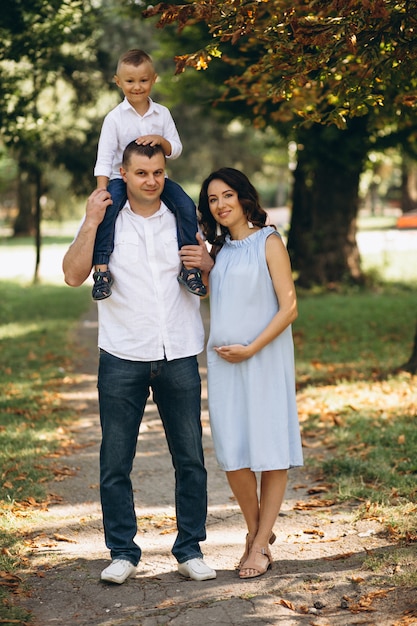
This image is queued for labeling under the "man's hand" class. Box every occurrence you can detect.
[63,188,112,287]
[86,188,113,227]
[179,233,214,273]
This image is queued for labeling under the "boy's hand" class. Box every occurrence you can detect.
[135,134,163,147]
[136,135,172,157]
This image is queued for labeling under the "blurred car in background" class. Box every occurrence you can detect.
[397,210,417,229]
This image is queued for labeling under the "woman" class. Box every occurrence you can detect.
[198,168,303,579]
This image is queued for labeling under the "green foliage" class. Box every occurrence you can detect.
[139,1,417,286]
[144,0,417,128]
[0,0,109,217]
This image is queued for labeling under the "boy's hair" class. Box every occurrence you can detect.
[122,141,166,168]
[116,49,154,73]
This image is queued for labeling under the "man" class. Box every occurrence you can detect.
[63,141,215,583]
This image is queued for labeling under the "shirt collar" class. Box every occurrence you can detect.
[123,199,169,219]
[121,97,158,118]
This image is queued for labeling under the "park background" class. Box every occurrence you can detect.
[0,1,416,624]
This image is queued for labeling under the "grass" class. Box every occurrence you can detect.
[0,280,91,624]
[0,226,416,621]
[294,286,417,547]
[294,287,416,381]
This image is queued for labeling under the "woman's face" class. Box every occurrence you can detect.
[207,179,246,230]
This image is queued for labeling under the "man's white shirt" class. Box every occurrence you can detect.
[97,201,204,361]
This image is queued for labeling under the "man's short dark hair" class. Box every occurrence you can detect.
[122,142,166,168]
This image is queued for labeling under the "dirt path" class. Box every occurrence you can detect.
[20,301,415,626]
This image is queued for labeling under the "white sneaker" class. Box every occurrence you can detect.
[178,557,216,581]
[100,559,137,584]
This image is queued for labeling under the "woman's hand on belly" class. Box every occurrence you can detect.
[214,344,253,363]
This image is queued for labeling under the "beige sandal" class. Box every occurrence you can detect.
[237,532,276,569]
[239,545,272,579]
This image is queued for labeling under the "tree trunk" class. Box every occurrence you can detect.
[401,156,417,214]
[33,170,42,284]
[401,318,417,374]
[13,163,34,236]
[287,117,370,287]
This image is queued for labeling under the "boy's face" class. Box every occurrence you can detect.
[114,61,156,107]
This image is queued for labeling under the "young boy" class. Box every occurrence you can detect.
[92,49,205,300]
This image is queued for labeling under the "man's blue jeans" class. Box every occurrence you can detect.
[98,350,207,566]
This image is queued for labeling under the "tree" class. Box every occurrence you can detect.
[142,0,417,285]
[0,0,107,279]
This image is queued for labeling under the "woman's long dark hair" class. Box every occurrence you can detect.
[198,168,269,247]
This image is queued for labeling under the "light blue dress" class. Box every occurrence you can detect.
[207,227,303,472]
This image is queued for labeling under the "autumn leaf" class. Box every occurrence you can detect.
[351,575,365,583]
[323,552,355,560]
[307,485,331,495]
[277,598,296,611]
[0,571,22,589]
[303,528,325,537]
[53,533,78,544]
[293,498,336,510]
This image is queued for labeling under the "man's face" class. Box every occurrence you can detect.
[121,152,166,208]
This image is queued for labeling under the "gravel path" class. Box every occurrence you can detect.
[20,301,415,626]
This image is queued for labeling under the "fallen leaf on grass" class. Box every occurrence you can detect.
[301,439,323,449]
[345,588,396,613]
[307,485,331,495]
[0,571,22,589]
[395,608,417,625]
[303,528,325,537]
[351,576,365,583]
[27,534,58,549]
[293,498,336,510]
[52,466,78,481]
[53,533,78,544]
[276,598,296,611]
[323,552,355,560]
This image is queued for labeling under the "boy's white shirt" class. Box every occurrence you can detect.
[94,97,183,181]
